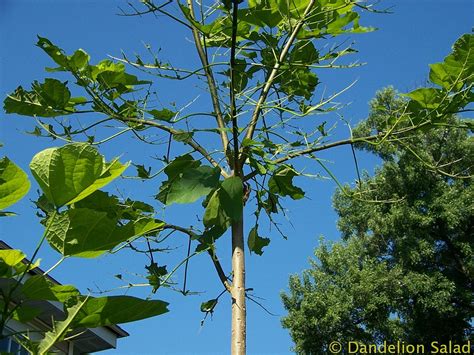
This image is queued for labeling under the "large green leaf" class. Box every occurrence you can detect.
[0,157,30,210]
[10,305,43,323]
[157,154,220,205]
[72,296,169,328]
[36,297,88,355]
[30,143,129,207]
[22,275,80,303]
[268,166,305,199]
[405,88,444,109]
[429,33,474,90]
[45,208,164,257]
[0,249,39,277]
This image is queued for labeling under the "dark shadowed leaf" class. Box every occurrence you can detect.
[200,299,218,313]
[247,226,270,255]
[268,166,305,199]
[157,154,220,205]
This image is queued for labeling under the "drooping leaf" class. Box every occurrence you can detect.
[219,176,243,222]
[247,226,270,256]
[157,154,220,205]
[202,177,244,229]
[29,143,129,207]
[200,298,218,313]
[146,262,168,293]
[0,157,30,210]
[268,166,305,199]
[72,296,169,328]
[203,189,227,229]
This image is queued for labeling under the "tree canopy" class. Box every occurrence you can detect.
[281,88,473,354]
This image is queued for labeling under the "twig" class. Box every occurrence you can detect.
[186,0,230,160]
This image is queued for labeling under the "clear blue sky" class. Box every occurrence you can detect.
[0,1,472,354]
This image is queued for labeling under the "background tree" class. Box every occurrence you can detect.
[281,88,473,354]
[2,1,473,353]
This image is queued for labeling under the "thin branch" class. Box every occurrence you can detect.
[229,0,240,175]
[182,235,192,294]
[243,0,317,144]
[243,122,435,181]
[119,116,229,177]
[161,224,232,292]
[186,0,230,159]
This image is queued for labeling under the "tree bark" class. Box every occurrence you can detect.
[231,217,246,354]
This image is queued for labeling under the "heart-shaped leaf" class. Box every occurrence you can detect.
[30,143,129,207]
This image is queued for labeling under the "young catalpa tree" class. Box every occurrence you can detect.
[2,0,473,352]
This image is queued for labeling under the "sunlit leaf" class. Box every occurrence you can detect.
[0,157,30,210]
[72,296,169,328]
[45,208,164,257]
[22,275,80,302]
[30,143,129,207]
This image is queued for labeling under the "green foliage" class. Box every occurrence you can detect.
[268,166,305,200]
[30,143,129,207]
[4,79,86,117]
[247,226,270,255]
[2,1,473,352]
[281,105,473,353]
[72,296,169,328]
[200,298,218,313]
[22,275,80,302]
[0,249,33,277]
[355,34,474,140]
[34,297,89,355]
[45,208,164,257]
[0,157,30,211]
[157,154,220,205]
[203,177,243,231]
